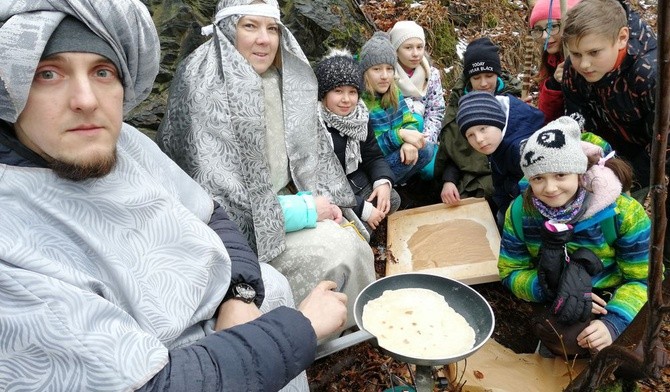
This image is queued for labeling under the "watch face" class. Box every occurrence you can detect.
[233,283,256,303]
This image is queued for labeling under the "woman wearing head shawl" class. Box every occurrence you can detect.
[157,0,376,323]
[0,1,326,391]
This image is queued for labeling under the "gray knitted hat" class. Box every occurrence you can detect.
[315,49,361,100]
[359,31,397,73]
[42,16,121,76]
[520,116,587,179]
[456,91,506,136]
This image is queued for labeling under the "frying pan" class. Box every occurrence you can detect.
[357,272,495,366]
[313,273,495,391]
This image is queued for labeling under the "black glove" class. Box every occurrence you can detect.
[537,221,573,299]
[551,248,603,325]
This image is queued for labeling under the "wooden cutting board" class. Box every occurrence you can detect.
[386,198,501,285]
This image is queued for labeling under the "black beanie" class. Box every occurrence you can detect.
[42,16,121,76]
[315,49,361,100]
[462,37,502,78]
[456,91,506,137]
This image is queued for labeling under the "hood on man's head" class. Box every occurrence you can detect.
[0,0,160,122]
[42,16,122,79]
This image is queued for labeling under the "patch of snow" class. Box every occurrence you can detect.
[456,38,468,60]
[509,0,526,9]
[444,66,455,74]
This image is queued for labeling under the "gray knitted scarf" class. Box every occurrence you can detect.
[318,100,369,174]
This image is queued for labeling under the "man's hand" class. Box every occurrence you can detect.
[299,281,347,340]
[215,299,262,331]
[368,183,391,214]
[400,143,419,165]
[398,129,425,149]
[315,196,343,223]
[440,182,460,205]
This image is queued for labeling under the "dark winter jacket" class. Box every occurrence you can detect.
[563,1,657,170]
[434,70,523,199]
[489,95,545,215]
[328,123,395,217]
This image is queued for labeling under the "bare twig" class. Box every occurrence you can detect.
[543,319,580,383]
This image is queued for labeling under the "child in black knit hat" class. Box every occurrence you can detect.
[434,36,528,213]
[462,37,503,87]
[315,49,401,233]
[456,90,545,230]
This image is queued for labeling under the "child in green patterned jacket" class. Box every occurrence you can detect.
[498,116,650,357]
[359,31,434,185]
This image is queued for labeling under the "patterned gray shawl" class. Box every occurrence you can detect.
[0,125,231,391]
[157,0,355,262]
[0,0,159,122]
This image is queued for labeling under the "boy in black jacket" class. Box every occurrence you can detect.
[562,0,657,194]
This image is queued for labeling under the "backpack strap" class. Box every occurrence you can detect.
[510,195,616,246]
[599,214,617,246]
[510,196,525,241]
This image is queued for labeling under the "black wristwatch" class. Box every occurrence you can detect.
[224,283,256,304]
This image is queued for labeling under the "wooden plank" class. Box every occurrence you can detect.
[386,198,501,285]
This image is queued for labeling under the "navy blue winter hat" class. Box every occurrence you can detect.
[456,91,506,136]
[462,37,502,78]
[315,49,361,100]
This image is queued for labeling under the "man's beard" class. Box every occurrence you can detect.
[49,150,117,181]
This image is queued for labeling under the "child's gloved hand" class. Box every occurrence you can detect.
[538,221,573,299]
[551,248,603,325]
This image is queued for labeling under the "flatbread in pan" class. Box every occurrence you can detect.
[362,288,475,359]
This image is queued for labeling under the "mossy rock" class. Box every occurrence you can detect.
[281,0,375,62]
